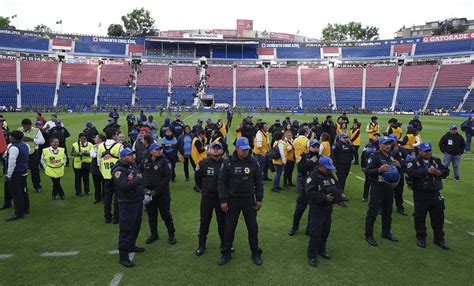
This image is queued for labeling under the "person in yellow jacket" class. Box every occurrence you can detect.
[97,129,123,224]
[271,132,286,192]
[350,121,361,165]
[71,133,93,196]
[283,130,296,188]
[217,119,230,156]
[319,132,332,157]
[191,130,207,192]
[253,122,271,181]
[401,127,421,157]
[386,118,403,141]
[293,128,309,163]
[366,116,380,140]
[41,137,66,200]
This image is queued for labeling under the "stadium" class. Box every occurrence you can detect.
[0,8,473,286]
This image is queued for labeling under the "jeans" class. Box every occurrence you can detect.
[465,134,472,152]
[273,164,284,189]
[443,153,461,178]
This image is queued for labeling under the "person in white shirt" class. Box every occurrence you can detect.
[19,118,45,193]
[42,114,63,132]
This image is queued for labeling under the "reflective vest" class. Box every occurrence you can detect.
[191,137,207,165]
[367,123,379,140]
[98,142,122,179]
[285,140,295,162]
[321,141,331,157]
[72,141,93,169]
[402,134,416,150]
[43,147,65,178]
[253,130,269,156]
[350,128,361,146]
[272,140,284,166]
[390,127,402,141]
[219,124,228,137]
[18,127,39,154]
[293,136,309,163]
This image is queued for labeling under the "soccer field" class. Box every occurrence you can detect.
[0,111,473,285]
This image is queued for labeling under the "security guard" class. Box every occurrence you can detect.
[18,119,45,193]
[350,121,361,165]
[289,139,320,236]
[111,148,145,268]
[98,129,123,223]
[364,136,401,247]
[41,137,66,200]
[305,156,343,267]
[387,118,402,141]
[331,133,353,201]
[217,137,264,266]
[138,143,176,245]
[253,122,270,181]
[71,133,92,196]
[195,141,225,256]
[191,130,207,192]
[366,116,380,140]
[406,142,450,250]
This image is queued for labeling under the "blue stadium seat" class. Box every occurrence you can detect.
[0,82,17,107]
[57,85,96,108]
[269,88,299,107]
[206,88,233,105]
[301,88,331,108]
[21,83,56,106]
[365,88,393,110]
[98,86,132,106]
[395,88,427,111]
[236,88,266,106]
[427,87,466,110]
[136,86,168,106]
[462,89,474,111]
[335,88,362,108]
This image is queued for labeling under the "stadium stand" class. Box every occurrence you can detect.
[415,40,472,55]
[136,86,168,106]
[365,88,394,110]
[0,82,17,107]
[172,66,197,87]
[138,64,169,86]
[237,67,265,88]
[236,88,266,106]
[206,87,233,105]
[101,62,133,86]
[21,61,57,83]
[21,83,56,106]
[61,63,97,85]
[269,88,299,107]
[98,86,133,106]
[300,68,330,87]
[342,45,391,58]
[0,59,16,82]
[57,85,96,107]
[206,66,233,87]
[301,88,332,108]
[268,67,298,88]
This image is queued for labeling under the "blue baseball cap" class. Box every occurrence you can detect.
[309,139,320,147]
[450,125,457,130]
[379,136,393,145]
[388,134,398,142]
[419,142,433,152]
[119,148,135,157]
[175,113,181,118]
[164,117,170,122]
[197,118,203,123]
[235,137,250,150]
[148,143,163,151]
[210,141,223,149]
[86,121,93,127]
[339,133,349,139]
[319,156,336,170]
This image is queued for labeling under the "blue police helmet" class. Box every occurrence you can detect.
[381,165,401,188]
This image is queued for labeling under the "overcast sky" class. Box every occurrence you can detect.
[2,0,473,39]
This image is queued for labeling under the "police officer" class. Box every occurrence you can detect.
[195,141,225,256]
[138,143,176,245]
[364,136,401,246]
[217,137,264,266]
[98,129,123,224]
[4,130,30,221]
[331,133,353,205]
[388,134,407,216]
[111,148,145,268]
[289,139,320,236]
[306,156,343,267]
[71,133,92,196]
[406,142,450,250]
[360,133,380,202]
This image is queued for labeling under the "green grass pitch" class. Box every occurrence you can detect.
[0,111,473,285]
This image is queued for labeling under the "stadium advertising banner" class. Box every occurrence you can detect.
[237,19,253,37]
[183,33,224,40]
[158,30,185,38]
[0,29,79,40]
[81,36,144,45]
[423,32,474,43]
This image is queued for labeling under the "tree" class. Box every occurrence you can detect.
[121,7,155,36]
[107,24,125,37]
[432,20,468,35]
[34,24,52,33]
[0,16,15,29]
[322,22,379,41]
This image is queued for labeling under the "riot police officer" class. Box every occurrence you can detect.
[138,143,176,245]
[306,156,343,267]
[289,139,320,236]
[388,134,407,216]
[331,133,353,207]
[195,141,225,256]
[111,148,145,268]
[217,137,264,266]
[365,136,401,247]
[406,142,450,250]
[360,133,380,202]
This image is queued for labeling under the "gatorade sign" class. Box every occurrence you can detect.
[423,32,474,43]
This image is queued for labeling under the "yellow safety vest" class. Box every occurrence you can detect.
[43,147,65,178]
[253,130,269,156]
[18,127,40,155]
[191,137,207,165]
[98,142,122,179]
[272,140,284,166]
[293,136,309,162]
[321,141,331,157]
[219,124,228,137]
[72,141,93,169]
[350,128,361,146]
[367,123,379,140]
[402,134,416,150]
[390,127,402,141]
[285,140,295,162]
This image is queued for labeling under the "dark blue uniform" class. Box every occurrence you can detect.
[112,160,144,262]
[361,141,378,200]
[5,142,30,216]
[389,146,407,213]
[218,152,263,258]
[331,141,353,192]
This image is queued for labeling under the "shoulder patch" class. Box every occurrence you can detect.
[367,158,372,164]
[306,177,312,184]
[407,162,413,168]
[114,171,121,178]
[166,163,172,170]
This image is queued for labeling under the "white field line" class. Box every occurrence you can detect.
[109,273,123,286]
[40,251,79,257]
[0,254,14,259]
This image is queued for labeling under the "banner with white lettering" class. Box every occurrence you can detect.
[423,32,474,43]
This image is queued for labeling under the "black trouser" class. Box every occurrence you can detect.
[145,189,175,238]
[183,156,190,180]
[307,207,332,259]
[92,173,103,202]
[283,160,295,186]
[221,197,261,257]
[394,175,404,210]
[51,177,64,197]
[104,179,119,221]
[335,163,351,192]
[74,168,90,195]
[365,183,394,236]
[227,118,232,128]
[198,196,225,248]
[363,173,371,199]
[118,201,143,261]
[414,195,445,242]
[10,173,29,216]
[29,150,41,190]
[292,178,310,231]
[353,145,359,164]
